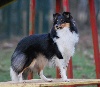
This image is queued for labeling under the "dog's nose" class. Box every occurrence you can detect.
[55,25,59,28]
[55,25,59,29]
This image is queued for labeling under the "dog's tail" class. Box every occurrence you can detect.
[10,67,19,82]
[10,51,27,82]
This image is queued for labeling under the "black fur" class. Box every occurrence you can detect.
[11,34,63,74]
[11,12,78,74]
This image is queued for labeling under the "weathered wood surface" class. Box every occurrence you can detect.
[0,79,100,87]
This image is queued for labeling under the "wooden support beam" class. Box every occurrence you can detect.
[56,0,62,13]
[89,0,100,78]
[0,79,100,87]
[88,1,100,87]
[28,0,36,80]
[29,0,35,35]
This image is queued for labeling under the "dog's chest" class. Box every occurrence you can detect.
[54,27,79,59]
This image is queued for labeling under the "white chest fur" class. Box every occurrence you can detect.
[53,27,79,60]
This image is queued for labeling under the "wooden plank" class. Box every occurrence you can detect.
[0,79,100,87]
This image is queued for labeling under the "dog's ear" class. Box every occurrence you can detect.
[62,12,71,19]
[53,13,60,21]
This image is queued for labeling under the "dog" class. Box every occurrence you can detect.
[10,12,79,82]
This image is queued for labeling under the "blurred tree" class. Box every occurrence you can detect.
[35,0,51,33]
[6,5,11,39]
[95,0,100,18]
[0,0,99,40]
[0,0,30,40]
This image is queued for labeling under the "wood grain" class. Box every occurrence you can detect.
[0,79,100,87]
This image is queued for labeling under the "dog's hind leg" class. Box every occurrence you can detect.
[18,73,23,82]
[38,68,52,82]
[36,54,52,82]
[39,69,52,82]
[10,66,24,82]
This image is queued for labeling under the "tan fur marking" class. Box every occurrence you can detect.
[61,23,70,28]
[35,54,48,74]
[19,54,48,75]
[19,59,36,74]
[55,23,70,30]
[29,59,36,69]
[20,67,29,75]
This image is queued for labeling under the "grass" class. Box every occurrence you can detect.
[0,48,14,82]
[0,47,97,87]
[73,51,96,79]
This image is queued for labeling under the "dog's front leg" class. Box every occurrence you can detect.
[56,58,70,82]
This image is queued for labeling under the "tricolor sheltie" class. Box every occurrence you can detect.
[10,12,79,82]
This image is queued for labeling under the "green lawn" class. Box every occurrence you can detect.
[0,48,97,87]
[73,51,96,79]
[0,48,14,82]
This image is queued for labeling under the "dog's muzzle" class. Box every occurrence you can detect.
[55,23,70,30]
[55,24,62,29]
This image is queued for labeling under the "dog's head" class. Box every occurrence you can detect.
[53,12,78,33]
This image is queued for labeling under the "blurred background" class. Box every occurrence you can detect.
[0,0,100,85]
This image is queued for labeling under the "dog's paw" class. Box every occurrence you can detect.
[19,80,26,83]
[62,78,70,82]
[45,78,52,82]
